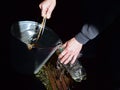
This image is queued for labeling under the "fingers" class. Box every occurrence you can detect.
[63,54,73,64]
[71,55,77,64]
[59,52,78,65]
[58,38,82,65]
[58,43,74,64]
[39,3,48,18]
[58,44,80,65]
[59,52,69,64]
[46,5,55,19]
[58,43,67,59]
[39,0,56,19]
[58,48,76,65]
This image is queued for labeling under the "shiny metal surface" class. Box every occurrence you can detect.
[11,21,42,46]
[11,20,62,48]
[10,21,62,74]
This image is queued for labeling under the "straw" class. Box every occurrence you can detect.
[36,17,46,41]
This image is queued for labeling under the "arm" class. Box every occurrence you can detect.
[58,24,99,64]
[75,24,99,44]
[58,0,120,64]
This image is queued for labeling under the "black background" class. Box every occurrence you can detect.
[1,0,120,90]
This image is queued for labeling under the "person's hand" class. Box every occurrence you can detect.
[39,0,56,19]
[58,37,83,64]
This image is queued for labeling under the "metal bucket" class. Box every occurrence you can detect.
[10,21,62,74]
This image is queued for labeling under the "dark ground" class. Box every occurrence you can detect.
[1,0,120,90]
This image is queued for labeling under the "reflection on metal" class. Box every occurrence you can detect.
[11,20,47,50]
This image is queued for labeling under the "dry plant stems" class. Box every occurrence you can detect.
[27,17,46,50]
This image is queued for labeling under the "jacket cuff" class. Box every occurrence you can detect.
[75,32,89,44]
[75,24,99,44]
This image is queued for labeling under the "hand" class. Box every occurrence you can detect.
[58,37,83,64]
[39,0,56,19]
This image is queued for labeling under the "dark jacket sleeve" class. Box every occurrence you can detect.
[75,24,99,44]
[75,0,120,44]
